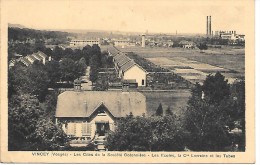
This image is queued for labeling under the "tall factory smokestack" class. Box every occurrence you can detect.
[206,16,209,36]
[209,16,212,36]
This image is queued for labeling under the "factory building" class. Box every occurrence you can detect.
[70,39,101,47]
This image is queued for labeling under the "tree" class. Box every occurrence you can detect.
[34,118,68,150]
[229,80,245,131]
[75,57,87,76]
[8,62,49,101]
[27,62,49,101]
[183,72,233,151]
[89,55,99,82]
[105,114,185,151]
[42,47,53,57]
[46,60,61,85]
[60,58,77,82]
[44,90,60,120]
[202,72,230,104]
[8,64,30,98]
[227,80,245,151]
[63,48,74,59]
[8,94,43,150]
[82,45,92,65]
[106,115,153,151]
[52,46,63,61]
[151,116,184,151]
[165,106,173,116]
[197,42,208,51]
[156,103,163,116]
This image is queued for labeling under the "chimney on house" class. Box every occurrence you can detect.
[74,78,81,91]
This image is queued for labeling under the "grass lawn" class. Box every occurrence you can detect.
[141,90,191,116]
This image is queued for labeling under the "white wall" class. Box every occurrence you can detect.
[123,65,146,86]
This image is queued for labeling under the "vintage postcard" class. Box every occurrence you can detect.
[0,0,255,163]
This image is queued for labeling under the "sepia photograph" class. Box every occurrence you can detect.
[0,0,255,163]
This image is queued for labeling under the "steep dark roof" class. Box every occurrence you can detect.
[32,53,44,61]
[37,51,48,58]
[20,58,31,66]
[121,60,136,72]
[113,51,147,73]
[56,91,146,118]
[117,56,131,67]
[114,53,125,61]
[27,55,37,61]
[107,46,120,56]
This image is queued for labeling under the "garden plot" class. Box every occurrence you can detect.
[173,69,207,85]
[147,57,183,66]
[147,56,239,84]
[147,57,193,69]
[170,57,229,72]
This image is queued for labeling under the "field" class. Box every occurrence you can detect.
[141,90,191,116]
[118,46,245,84]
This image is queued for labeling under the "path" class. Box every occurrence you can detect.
[81,66,93,90]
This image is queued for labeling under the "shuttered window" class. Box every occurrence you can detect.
[82,123,87,135]
[87,123,91,136]
[74,123,76,135]
[67,123,75,135]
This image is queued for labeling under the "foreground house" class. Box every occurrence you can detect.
[55,91,146,142]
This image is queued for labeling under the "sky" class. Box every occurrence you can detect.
[3,0,246,34]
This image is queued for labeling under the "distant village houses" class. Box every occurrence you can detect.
[9,51,49,68]
[179,40,196,49]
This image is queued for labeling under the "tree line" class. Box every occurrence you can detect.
[8,27,69,43]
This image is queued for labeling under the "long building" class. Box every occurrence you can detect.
[107,46,147,87]
[70,39,101,47]
[114,40,130,47]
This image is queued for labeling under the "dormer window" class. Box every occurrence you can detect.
[97,109,106,116]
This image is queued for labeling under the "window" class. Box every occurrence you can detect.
[142,79,145,85]
[87,123,91,135]
[82,123,87,135]
[67,123,75,136]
